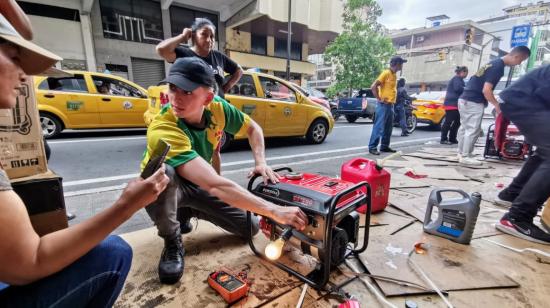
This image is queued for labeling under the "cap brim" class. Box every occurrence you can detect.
[160,74,201,92]
[0,34,62,75]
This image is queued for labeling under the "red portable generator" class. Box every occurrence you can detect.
[246,167,371,289]
[484,123,531,160]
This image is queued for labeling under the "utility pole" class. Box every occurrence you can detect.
[286,0,292,81]
[477,37,496,70]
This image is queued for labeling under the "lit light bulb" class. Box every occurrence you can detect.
[264,227,293,260]
[265,238,285,260]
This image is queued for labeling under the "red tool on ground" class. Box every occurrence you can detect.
[207,268,250,304]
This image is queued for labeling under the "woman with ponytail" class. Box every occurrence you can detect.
[441,66,468,144]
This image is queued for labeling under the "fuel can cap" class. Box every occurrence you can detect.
[285,172,303,180]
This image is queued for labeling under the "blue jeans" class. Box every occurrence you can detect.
[369,102,394,150]
[0,235,132,308]
[394,103,407,133]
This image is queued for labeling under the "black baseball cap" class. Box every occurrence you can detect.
[390,56,408,65]
[161,57,216,91]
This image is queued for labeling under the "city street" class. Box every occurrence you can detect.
[52,118,449,233]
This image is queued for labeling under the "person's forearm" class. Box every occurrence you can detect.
[371,86,380,101]
[483,90,499,108]
[23,201,135,283]
[207,177,275,218]
[212,150,221,175]
[247,123,267,166]
[156,33,189,58]
[223,68,243,93]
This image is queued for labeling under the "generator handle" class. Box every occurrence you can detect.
[246,167,293,191]
[329,181,371,254]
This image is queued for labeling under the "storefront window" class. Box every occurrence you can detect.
[251,35,267,55]
[99,0,163,44]
[274,38,302,60]
[169,6,218,40]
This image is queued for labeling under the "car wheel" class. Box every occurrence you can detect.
[345,115,358,123]
[407,115,417,134]
[39,112,63,139]
[331,108,341,121]
[306,119,328,144]
[219,131,233,152]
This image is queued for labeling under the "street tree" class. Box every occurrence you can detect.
[324,0,394,97]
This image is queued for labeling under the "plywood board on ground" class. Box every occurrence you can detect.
[390,173,431,189]
[116,223,304,308]
[360,223,519,297]
[396,166,468,181]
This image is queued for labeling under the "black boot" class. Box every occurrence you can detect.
[158,233,185,284]
[177,207,194,234]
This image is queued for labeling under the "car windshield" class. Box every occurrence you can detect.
[306,87,326,99]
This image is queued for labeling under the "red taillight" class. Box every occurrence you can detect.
[159,92,169,106]
[424,103,441,109]
[361,98,368,110]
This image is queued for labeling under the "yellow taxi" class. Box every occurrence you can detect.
[35,71,149,138]
[144,71,334,150]
[411,91,446,129]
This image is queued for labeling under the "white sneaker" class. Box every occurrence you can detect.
[459,157,482,165]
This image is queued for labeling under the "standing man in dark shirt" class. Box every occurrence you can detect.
[441,66,468,144]
[457,46,530,165]
[493,64,550,244]
[156,18,243,99]
[395,78,413,136]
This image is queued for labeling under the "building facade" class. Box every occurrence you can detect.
[391,20,499,92]
[478,1,550,72]
[19,0,342,88]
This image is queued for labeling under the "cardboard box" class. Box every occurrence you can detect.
[11,170,68,236]
[0,77,48,179]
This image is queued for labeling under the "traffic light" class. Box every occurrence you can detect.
[438,49,446,61]
[465,27,474,45]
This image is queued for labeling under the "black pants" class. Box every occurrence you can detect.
[501,103,550,222]
[440,109,460,142]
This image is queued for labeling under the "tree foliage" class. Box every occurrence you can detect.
[324,0,394,97]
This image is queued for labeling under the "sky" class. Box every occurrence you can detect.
[378,0,539,30]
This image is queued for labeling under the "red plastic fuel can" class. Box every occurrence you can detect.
[341,158,390,213]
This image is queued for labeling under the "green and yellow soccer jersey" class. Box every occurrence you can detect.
[140,96,251,170]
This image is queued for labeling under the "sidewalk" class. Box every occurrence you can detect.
[71,142,549,307]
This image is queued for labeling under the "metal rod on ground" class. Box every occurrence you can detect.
[295,283,308,308]
[345,259,398,308]
[484,238,550,259]
[407,250,454,308]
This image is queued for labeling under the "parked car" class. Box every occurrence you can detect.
[410,91,446,129]
[304,87,340,120]
[336,89,377,123]
[144,71,334,151]
[289,84,330,112]
[36,71,149,138]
